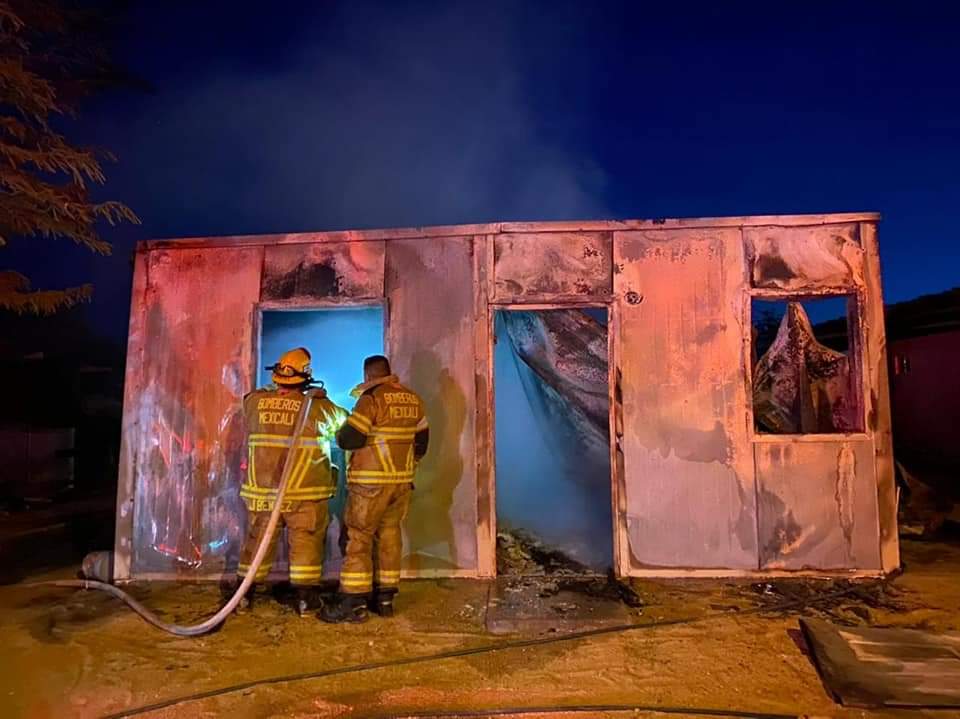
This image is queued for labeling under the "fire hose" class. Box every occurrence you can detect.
[27,394,317,638]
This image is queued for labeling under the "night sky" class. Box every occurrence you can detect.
[7,1,960,339]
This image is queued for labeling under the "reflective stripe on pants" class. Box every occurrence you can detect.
[237,500,330,586]
[339,483,412,595]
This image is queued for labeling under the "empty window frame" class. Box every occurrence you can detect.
[750,295,863,435]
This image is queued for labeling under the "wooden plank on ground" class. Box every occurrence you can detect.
[801,618,960,708]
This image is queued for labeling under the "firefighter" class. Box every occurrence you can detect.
[320,355,428,623]
[233,347,346,615]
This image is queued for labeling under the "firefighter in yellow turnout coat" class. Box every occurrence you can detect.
[321,355,428,623]
[235,347,346,614]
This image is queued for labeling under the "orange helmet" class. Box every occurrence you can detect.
[267,347,313,387]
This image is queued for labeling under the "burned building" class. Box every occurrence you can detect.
[114,213,898,581]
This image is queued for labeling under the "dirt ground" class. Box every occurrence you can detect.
[2,538,959,719]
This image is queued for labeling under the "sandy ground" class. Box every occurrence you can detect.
[1,539,959,719]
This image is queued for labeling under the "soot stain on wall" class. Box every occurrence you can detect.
[655,421,732,464]
[754,254,796,284]
[759,487,804,563]
[262,260,341,299]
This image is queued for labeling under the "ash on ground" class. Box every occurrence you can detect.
[748,578,915,626]
[494,529,643,610]
[496,529,590,576]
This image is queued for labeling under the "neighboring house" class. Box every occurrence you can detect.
[815,287,960,530]
[885,288,960,470]
[885,289,960,529]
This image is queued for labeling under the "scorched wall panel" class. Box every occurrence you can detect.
[755,440,881,570]
[129,247,262,576]
[744,223,864,293]
[493,232,612,302]
[260,241,385,302]
[614,229,758,571]
[386,237,479,574]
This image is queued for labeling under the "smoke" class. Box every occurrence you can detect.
[103,2,610,238]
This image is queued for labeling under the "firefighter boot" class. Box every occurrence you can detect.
[223,577,256,613]
[319,593,369,624]
[294,586,318,617]
[236,586,255,613]
[370,588,398,617]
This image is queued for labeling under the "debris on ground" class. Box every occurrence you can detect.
[896,458,960,538]
[486,576,638,634]
[748,578,915,626]
[493,530,644,621]
[496,529,590,576]
[544,571,643,608]
[537,581,559,598]
[496,529,643,604]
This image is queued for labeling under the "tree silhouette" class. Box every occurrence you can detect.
[752,303,783,363]
[0,1,138,314]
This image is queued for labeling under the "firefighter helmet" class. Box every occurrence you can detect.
[267,347,313,387]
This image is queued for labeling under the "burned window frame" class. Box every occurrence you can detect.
[254,298,390,383]
[746,290,867,438]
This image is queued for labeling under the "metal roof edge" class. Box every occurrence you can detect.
[136,212,881,251]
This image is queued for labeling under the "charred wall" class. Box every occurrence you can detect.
[615,228,758,570]
[386,237,479,574]
[744,222,888,572]
[120,247,262,577]
[116,214,895,580]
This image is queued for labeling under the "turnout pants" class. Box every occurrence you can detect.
[237,500,329,586]
[340,483,413,595]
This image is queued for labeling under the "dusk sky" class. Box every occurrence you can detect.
[7,1,959,338]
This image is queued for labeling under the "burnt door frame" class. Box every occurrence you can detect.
[483,300,626,577]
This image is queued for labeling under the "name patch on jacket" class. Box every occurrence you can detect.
[257,396,303,426]
[384,392,420,419]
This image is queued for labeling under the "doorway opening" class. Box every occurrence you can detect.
[258,305,384,576]
[493,307,613,576]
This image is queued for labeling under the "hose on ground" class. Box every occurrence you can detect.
[28,394,316,638]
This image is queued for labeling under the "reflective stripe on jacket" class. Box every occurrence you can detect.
[339,375,428,485]
[239,387,347,507]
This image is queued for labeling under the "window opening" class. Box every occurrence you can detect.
[259,306,384,573]
[751,296,862,434]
